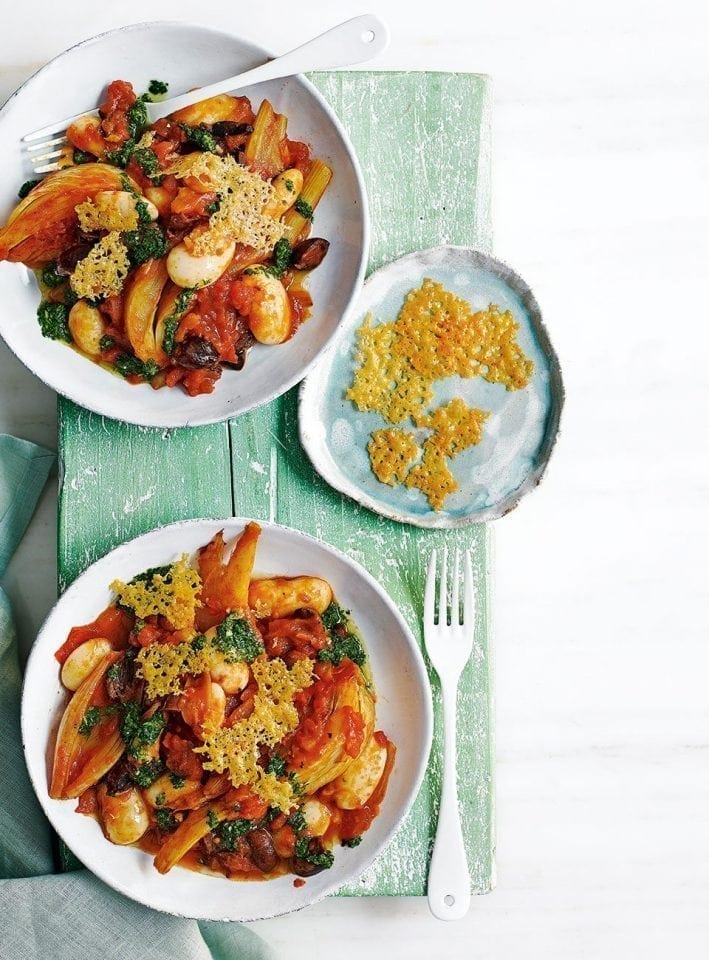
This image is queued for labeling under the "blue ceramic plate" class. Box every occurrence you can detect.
[299,246,564,527]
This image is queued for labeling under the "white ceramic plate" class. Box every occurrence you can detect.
[300,245,564,528]
[0,22,368,427]
[21,518,432,921]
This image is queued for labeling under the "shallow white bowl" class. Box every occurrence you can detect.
[0,22,368,427]
[21,518,432,921]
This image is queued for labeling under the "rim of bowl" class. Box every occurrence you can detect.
[21,516,433,921]
[0,21,370,427]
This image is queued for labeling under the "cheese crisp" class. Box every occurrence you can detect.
[196,657,314,810]
[348,279,534,510]
[167,153,285,257]
[368,428,420,486]
[69,231,130,300]
[404,439,459,511]
[416,398,489,458]
[110,556,201,631]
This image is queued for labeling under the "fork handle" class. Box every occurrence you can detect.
[157,15,389,119]
[427,682,472,920]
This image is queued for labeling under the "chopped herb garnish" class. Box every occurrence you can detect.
[318,603,366,667]
[105,140,135,168]
[205,197,221,215]
[190,633,207,652]
[148,80,169,98]
[179,124,219,153]
[284,179,295,193]
[99,335,115,352]
[161,288,195,355]
[113,353,159,381]
[132,147,163,184]
[37,301,71,342]
[78,706,103,737]
[106,661,122,682]
[294,838,334,869]
[40,262,65,288]
[155,808,178,832]
[218,818,252,851]
[207,809,220,830]
[122,222,168,267]
[130,564,172,585]
[154,792,166,807]
[168,771,186,789]
[214,613,264,663]
[288,773,305,798]
[294,198,314,220]
[287,808,307,835]
[341,835,363,848]
[134,198,152,223]
[119,700,142,744]
[266,755,287,778]
[72,149,92,164]
[131,759,164,787]
[126,100,149,140]
[264,237,292,278]
[18,179,39,199]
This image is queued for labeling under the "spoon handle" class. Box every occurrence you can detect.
[156,15,390,119]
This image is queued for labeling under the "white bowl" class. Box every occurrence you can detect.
[21,518,432,921]
[0,22,368,427]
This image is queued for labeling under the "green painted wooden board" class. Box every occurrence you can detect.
[57,71,494,897]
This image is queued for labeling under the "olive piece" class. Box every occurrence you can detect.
[211,121,254,138]
[56,243,94,275]
[174,337,219,370]
[290,238,330,271]
[103,759,133,796]
[246,828,278,873]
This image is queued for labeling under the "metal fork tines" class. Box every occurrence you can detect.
[424,547,474,921]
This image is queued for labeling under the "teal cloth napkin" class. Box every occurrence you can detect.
[0,434,275,960]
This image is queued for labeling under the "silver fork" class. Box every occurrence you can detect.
[23,14,389,173]
[424,546,474,920]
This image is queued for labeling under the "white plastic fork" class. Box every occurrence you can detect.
[23,14,389,173]
[424,546,474,921]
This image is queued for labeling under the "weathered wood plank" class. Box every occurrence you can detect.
[229,72,494,896]
[58,71,493,895]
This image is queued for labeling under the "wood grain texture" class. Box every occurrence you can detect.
[57,71,494,896]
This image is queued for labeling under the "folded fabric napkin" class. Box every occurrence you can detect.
[0,434,274,960]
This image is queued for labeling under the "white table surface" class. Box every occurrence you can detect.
[2,1,708,956]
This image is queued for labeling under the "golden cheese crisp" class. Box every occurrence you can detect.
[346,315,432,424]
[75,195,139,234]
[416,398,490,458]
[135,636,210,699]
[368,428,420,486]
[167,153,285,257]
[69,231,130,300]
[111,556,201,631]
[405,439,459,511]
[196,656,314,809]
[393,279,534,390]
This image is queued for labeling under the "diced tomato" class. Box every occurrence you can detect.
[231,96,256,126]
[170,187,217,218]
[75,787,97,815]
[283,139,311,173]
[55,605,132,664]
[288,290,313,333]
[182,367,221,396]
[135,623,165,648]
[229,279,257,316]
[100,80,136,117]
[162,732,204,781]
[99,80,137,145]
[225,785,269,820]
